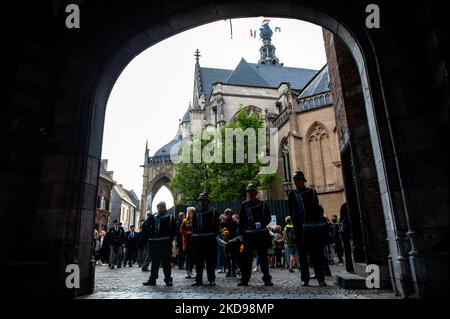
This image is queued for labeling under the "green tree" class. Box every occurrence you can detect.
[171,106,278,203]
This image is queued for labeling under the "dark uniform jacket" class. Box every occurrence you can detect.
[124,230,139,248]
[192,206,220,237]
[108,225,125,247]
[238,199,271,236]
[288,187,325,245]
[145,212,176,242]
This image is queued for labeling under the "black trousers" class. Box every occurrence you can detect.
[275,248,283,267]
[225,251,237,274]
[193,236,217,283]
[340,233,354,272]
[241,234,272,284]
[124,247,137,265]
[298,240,326,282]
[184,250,194,272]
[149,239,172,282]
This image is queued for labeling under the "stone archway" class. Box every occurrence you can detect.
[141,158,177,222]
[4,1,447,298]
[145,174,177,214]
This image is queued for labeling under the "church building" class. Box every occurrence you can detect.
[141,23,345,223]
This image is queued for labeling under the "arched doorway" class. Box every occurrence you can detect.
[10,1,447,299]
[148,175,176,213]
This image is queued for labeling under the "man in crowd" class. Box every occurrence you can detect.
[192,193,220,286]
[330,214,344,263]
[238,184,274,287]
[288,171,328,287]
[143,202,176,286]
[141,212,153,272]
[124,225,138,267]
[176,212,186,270]
[108,219,125,269]
[339,203,355,273]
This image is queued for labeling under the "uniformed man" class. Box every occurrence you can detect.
[237,184,273,286]
[191,192,220,286]
[288,171,328,287]
[140,212,153,272]
[123,225,138,267]
[143,202,176,286]
[108,219,125,269]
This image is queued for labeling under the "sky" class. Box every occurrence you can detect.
[101,17,327,211]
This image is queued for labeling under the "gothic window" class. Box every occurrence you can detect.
[320,95,325,106]
[314,97,319,107]
[325,93,332,104]
[307,122,333,188]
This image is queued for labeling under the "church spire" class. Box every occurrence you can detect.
[144,139,149,163]
[258,22,280,65]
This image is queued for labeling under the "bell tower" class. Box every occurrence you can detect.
[258,23,280,65]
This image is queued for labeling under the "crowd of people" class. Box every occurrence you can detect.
[92,170,351,288]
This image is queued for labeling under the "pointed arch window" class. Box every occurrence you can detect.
[307,122,333,188]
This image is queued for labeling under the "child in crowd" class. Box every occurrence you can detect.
[283,216,299,272]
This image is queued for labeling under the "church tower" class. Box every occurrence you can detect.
[258,23,280,65]
[191,49,205,134]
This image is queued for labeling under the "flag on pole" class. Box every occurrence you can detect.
[275,27,281,32]
[250,29,257,38]
[261,18,270,25]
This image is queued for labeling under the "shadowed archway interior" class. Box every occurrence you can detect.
[2,0,447,299]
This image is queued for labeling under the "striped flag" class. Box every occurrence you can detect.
[250,29,257,38]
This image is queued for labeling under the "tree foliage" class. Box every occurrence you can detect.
[171,106,278,204]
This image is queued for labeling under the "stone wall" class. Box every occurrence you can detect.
[323,29,390,281]
[1,0,447,298]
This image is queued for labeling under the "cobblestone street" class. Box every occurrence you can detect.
[81,263,396,299]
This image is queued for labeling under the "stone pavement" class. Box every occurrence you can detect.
[80,263,396,299]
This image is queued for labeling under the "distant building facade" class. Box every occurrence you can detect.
[95,159,115,231]
[110,184,139,230]
[141,23,345,219]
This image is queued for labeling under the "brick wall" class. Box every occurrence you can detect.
[323,29,389,267]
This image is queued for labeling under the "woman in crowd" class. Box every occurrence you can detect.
[273,225,285,268]
[180,207,195,278]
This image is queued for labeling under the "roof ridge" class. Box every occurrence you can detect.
[299,64,330,98]
[225,58,269,87]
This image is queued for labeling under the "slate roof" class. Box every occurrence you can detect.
[153,128,182,157]
[199,59,319,100]
[99,164,115,184]
[181,104,191,123]
[299,65,330,98]
[124,189,140,209]
[248,62,317,90]
[225,58,269,87]
[114,184,137,208]
[199,67,233,99]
